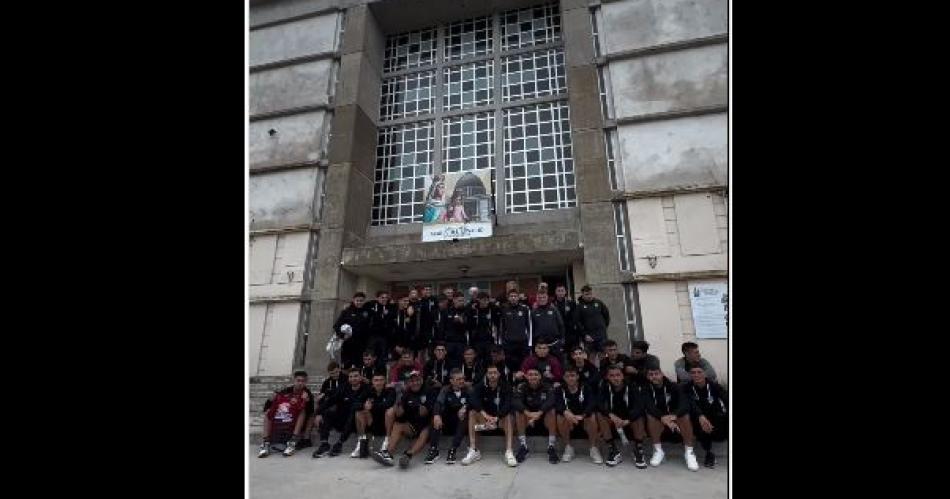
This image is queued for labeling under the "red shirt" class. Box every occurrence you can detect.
[266,389,310,425]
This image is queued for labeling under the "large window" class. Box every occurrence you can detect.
[372,2,574,226]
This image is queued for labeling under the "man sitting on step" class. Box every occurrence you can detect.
[257,370,315,458]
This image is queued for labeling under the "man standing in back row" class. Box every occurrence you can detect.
[575,285,609,356]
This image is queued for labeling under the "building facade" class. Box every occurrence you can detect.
[248,0,728,384]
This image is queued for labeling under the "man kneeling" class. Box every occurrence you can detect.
[372,371,432,469]
[465,363,515,466]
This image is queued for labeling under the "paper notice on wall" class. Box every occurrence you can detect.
[688,281,728,339]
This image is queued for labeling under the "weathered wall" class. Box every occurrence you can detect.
[597,0,728,377]
[249,6,343,375]
[250,59,336,116]
[250,13,341,67]
[248,302,305,376]
[600,0,727,54]
[249,168,324,230]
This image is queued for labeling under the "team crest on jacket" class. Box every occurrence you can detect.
[517,311,522,316]
[547,310,553,315]
[594,303,599,308]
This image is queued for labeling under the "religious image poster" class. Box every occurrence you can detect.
[422,169,493,242]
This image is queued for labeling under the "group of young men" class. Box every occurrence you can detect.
[256,283,727,473]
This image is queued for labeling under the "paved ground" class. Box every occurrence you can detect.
[249,442,727,499]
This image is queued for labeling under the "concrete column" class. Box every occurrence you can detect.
[305,4,385,370]
[560,1,629,353]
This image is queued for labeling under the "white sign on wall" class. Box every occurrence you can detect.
[688,281,728,339]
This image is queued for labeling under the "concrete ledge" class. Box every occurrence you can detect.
[250,51,341,74]
[612,186,728,201]
[604,104,728,128]
[623,270,728,283]
[596,34,729,65]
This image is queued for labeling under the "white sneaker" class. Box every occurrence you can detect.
[685,447,699,471]
[350,440,361,458]
[650,448,665,467]
[461,448,481,465]
[505,449,518,467]
[381,437,389,452]
[258,442,270,458]
[561,445,575,462]
[589,446,604,465]
[282,440,297,457]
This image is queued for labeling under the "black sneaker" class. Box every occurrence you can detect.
[424,447,440,464]
[547,445,559,464]
[704,451,716,468]
[312,442,331,458]
[373,449,395,466]
[329,442,343,457]
[605,445,623,467]
[359,438,370,458]
[399,452,413,469]
[446,448,457,465]
[632,444,647,469]
[515,444,529,463]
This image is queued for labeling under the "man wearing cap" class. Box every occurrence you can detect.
[575,285,610,355]
[372,370,434,469]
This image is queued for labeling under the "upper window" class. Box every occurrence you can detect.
[372,2,573,226]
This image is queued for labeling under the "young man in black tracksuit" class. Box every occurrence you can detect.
[628,340,661,388]
[430,294,451,346]
[599,339,637,390]
[500,290,533,376]
[424,369,471,465]
[575,285,610,355]
[553,284,579,351]
[467,291,499,362]
[512,367,559,465]
[373,371,433,469]
[357,350,378,383]
[488,345,516,386]
[332,292,373,370]
[415,287,438,360]
[443,296,469,367]
[313,368,368,458]
[531,291,566,363]
[423,342,451,392]
[598,365,647,468]
[464,363,515,466]
[364,291,397,370]
[642,365,699,471]
[568,346,601,395]
[393,296,417,360]
[352,370,397,458]
[555,367,603,464]
[459,346,484,388]
[684,365,728,468]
